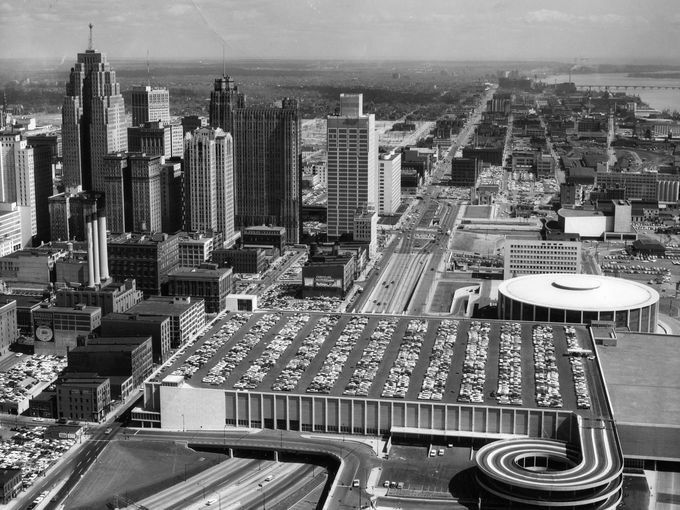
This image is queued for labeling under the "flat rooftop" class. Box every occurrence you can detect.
[598,332,680,428]
[156,312,607,417]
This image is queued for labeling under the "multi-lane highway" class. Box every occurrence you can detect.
[356,86,494,316]
[120,428,380,510]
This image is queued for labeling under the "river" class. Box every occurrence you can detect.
[547,73,680,113]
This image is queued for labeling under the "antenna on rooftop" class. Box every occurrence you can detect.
[146,49,150,86]
[222,43,226,76]
[88,23,94,50]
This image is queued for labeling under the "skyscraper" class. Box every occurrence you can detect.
[0,131,36,242]
[378,151,401,215]
[127,121,183,159]
[326,93,377,239]
[231,99,301,244]
[129,153,163,233]
[101,153,163,234]
[130,86,170,126]
[184,128,234,244]
[25,134,58,243]
[61,25,127,193]
[209,75,245,131]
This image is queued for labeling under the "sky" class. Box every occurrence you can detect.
[1,0,680,63]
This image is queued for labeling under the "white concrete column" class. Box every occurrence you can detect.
[98,215,109,280]
[91,214,100,284]
[86,220,95,287]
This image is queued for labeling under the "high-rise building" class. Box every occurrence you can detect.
[378,151,401,215]
[130,86,170,126]
[102,152,128,234]
[231,99,301,244]
[326,93,377,239]
[61,28,127,192]
[209,75,245,131]
[25,135,57,242]
[127,121,183,158]
[160,159,183,234]
[129,153,162,233]
[184,128,234,243]
[101,153,163,234]
[0,132,36,240]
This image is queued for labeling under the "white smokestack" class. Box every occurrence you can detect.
[91,213,101,285]
[86,219,95,287]
[98,215,109,281]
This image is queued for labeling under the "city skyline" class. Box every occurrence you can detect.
[1,0,679,63]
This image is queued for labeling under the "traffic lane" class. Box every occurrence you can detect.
[125,429,378,510]
[45,428,117,510]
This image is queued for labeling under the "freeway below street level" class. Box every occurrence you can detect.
[353,85,494,317]
[121,428,381,510]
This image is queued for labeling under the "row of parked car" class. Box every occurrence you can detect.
[0,426,74,493]
[200,313,267,385]
[234,314,311,390]
[564,326,592,410]
[344,318,399,397]
[272,315,341,392]
[0,355,67,406]
[458,321,490,404]
[418,320,459,401]
[382,319,427,399]
[171,313,253,381]
[496,322,523,406]
[533,325,564,409]
[260,283,343,312]
[307,317,369,394]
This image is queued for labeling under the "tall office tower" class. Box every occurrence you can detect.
[209,75,246,131]
[131,86,170,126]
[184,128,234,243]
[128,121,183,158]
[0,131,36,240]
[160,159,183,234]
[102,153,128,233]
[378,151,402,215]
[25,135,58,242]
[61,26,127,193]
[101,153,163,233]
[326,93,377,239]
[129,153,162,233]
[231,99,301,244]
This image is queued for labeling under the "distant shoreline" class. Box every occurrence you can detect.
[627,72,680,79]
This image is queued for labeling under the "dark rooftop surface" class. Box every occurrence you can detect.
[127,297,203,315]
[157,311,606,417]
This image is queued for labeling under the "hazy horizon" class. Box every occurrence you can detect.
[1,0,679,63]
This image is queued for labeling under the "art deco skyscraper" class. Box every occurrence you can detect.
[231,99,301,244]
[209,75,246,131]
[326,94,377,239]
[62,25,127,193]
[184,127,234,244]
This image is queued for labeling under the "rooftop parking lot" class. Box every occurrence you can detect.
[0,354,67,409]
[155,312,604,416]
